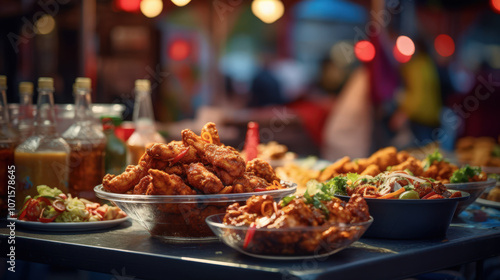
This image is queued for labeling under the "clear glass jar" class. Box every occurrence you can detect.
[102,117,127,175]
[62,77,106,201]
[15,77,70,210]
[126,79,165,165]
[0,76,19,216]
[18,81,35,142]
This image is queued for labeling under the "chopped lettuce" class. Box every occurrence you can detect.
[36,185,62,198]
[324,176,349,196]
[450,165,482,183]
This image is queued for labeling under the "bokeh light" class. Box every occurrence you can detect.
[168,39,191,61]
[171,0,191,6]
[140,0,163,18]
[34,14,56,35]
[396,36,415,57]
[393,45,412,63]
[491,0,500,13]
[251,0,285,24]
[434,34,455,57]
[354,40,376,62]
[116,0,141,12]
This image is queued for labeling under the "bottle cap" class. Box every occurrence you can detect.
[0,75,6,88]
[19,82,34,95]
[38,77,54,89]
[135,79,151,91]
[75,77,91,89]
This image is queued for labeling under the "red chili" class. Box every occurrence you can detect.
[243,223,257,249]
[18,198,32,220]
[172,147,190,164]
[39,207,60,223]
[422,191,436,199]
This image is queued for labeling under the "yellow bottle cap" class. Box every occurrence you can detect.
[19,82,34,95]
[38,77,54,89]
[75,77,91,89]
[135,79,151,91]
[0,75,6,88]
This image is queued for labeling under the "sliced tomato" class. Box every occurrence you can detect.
[422,191,436,199]
[58,193,67,200]
[243,223,257,249]
[18,198,33,220]
[39,207,60,223]
[25,199,42,221]
[52,199,66,212]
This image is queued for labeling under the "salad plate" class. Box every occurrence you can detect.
[8,216,130,232]
[475,198,500,210]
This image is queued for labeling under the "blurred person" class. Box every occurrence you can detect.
[248,52,285,107]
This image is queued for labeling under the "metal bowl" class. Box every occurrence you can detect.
[335,191,469,239]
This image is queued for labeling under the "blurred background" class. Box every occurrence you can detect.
[1,0,500,161]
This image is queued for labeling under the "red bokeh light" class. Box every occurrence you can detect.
[116,0,141,12]
[491,0,500,13]
[354,40,376,62]
[396,36,415,57]
[434,34,455,57]
[168,39,191,61]
[393,45,412,63]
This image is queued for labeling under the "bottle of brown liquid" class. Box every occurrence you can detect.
[0,75,19,217]
[62,77,106,201]
[126,79,165,165]
[15,77,70,210]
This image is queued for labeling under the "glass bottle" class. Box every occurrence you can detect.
[102,117,127,175]
[15,77,70,210]
[126,79,166,165]
[62,77,106,201]
[18,81,35,142]
[0,75,19,216]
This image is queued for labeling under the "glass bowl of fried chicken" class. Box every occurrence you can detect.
[206,194,372,259]
[95,122,296,240]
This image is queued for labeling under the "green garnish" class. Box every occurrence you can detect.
[450,165,482,183]
[346,173,360,184]
[281,195,296,207]
[423,150,444,170]
[492,145,500,158]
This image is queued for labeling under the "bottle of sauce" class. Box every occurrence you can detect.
[0,75,19,216]
[126,79,165,165]
[102,117,127,175]
[17,81,35,142]
[15,77,70,210]
[62,77,106,200]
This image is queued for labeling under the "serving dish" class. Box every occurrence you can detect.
[9,216,129,232]
[95,182,296,241]
[445,179,496,216]
[206,213,372,259]
[335,191,469,239]
[475,198,500,209]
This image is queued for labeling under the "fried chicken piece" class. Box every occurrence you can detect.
[360,164,381,176]
[342,161,360,173]
[147,141,200,164]
[133,175,152,194]
[146,169,196,195]
[201,122,222,146]
[232,173,269,192]
[182,129,245,184]
[423,161,458,183]
[355,158,371,173]
[389,156,423,176]
[103,155,153,193]
[366,147,398,171]
[163,164,187,178]
[396,151,410,164]
[246,158,280,183]
[318,156,351,182]
[186,163,224,194]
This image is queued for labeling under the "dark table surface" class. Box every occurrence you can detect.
[1,206,500,280]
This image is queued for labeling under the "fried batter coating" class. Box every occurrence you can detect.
[182,129,245,184]
[423,161,458,184]
[146,169,196,195]
[360,164,381,176]
[133,175,152,194]
[232,173,269,192]
[246,158,280,183]
[366,146,398,171]
[201,122,222,146]
[318,156,351,182]
[396,151,410,164]
[186,163,224,194]
[103,155,153,193]
[389,156,423,176]
[147,142,200,164]
[163,164,187,178]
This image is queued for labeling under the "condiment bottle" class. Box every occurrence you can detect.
[102,117,127,175]
[126,79,165,165]
[244,121,260,161]
[15,77,70,210]
[18,81,35,142]
[62,77,106,200]
[0,75,19,216]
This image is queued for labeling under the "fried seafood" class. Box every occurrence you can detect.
[246,158,280,183]
[186,163,224,194]
[146,169,196,195]
[102,122,287,195]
